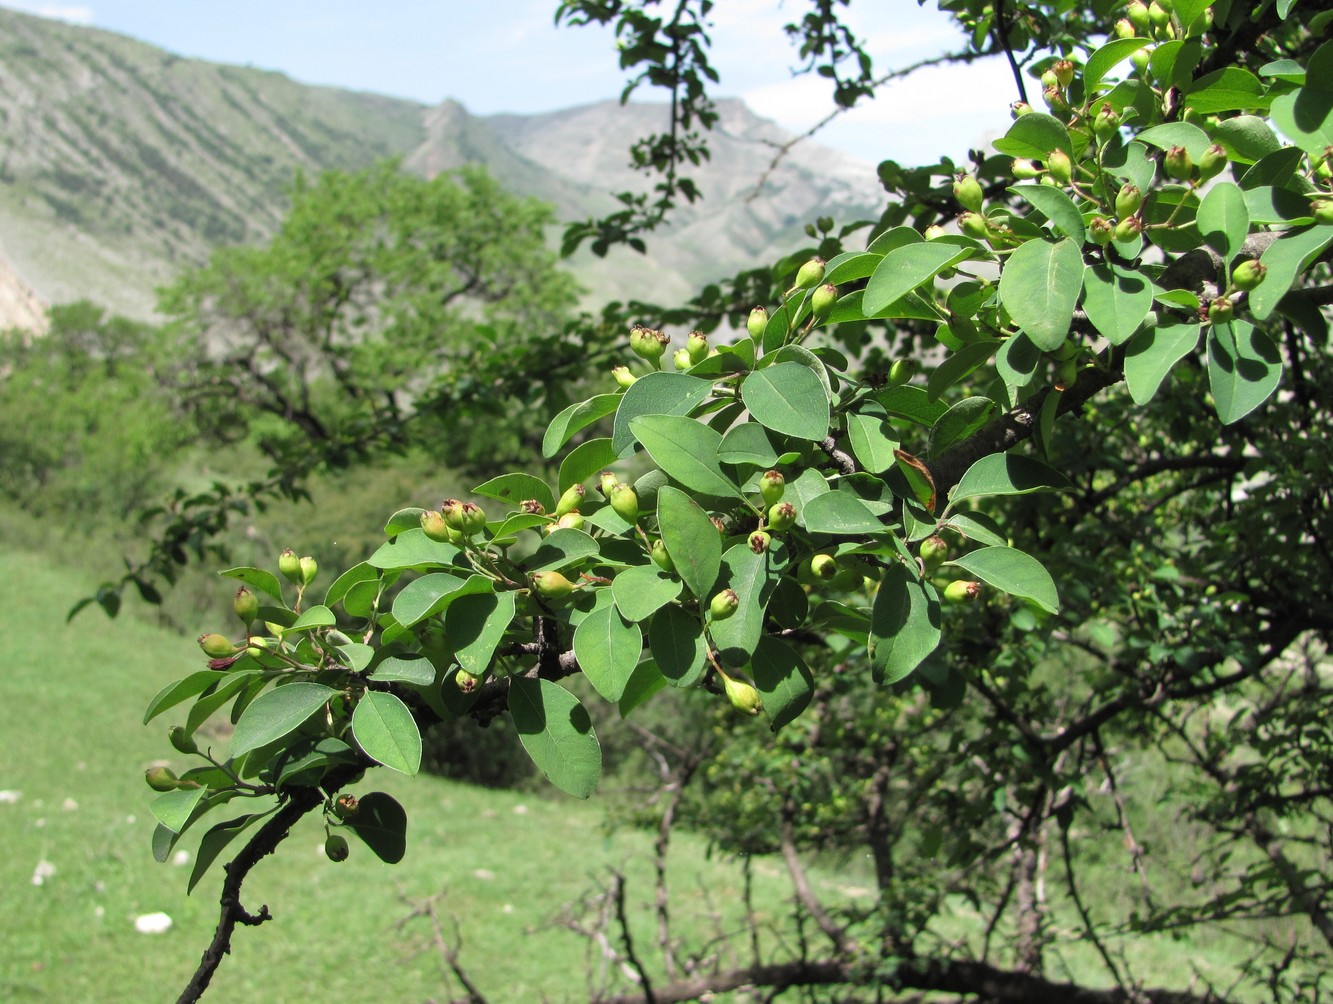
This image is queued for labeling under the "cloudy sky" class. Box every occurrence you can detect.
[9,1,1019,166]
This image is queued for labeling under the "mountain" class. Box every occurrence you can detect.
[0,6,883,329]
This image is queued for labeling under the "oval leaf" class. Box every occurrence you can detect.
[868,563,941,684]
[630,415,739,498]
[231,683,337,757]
[1207,320,1282,424]
[508,677,601,799]
[574,605,643,702]
[741,362,830,441]
[657,484,722,599]
[999,237,1084,351]
[352,691,422,775]
[950,545,1059,614]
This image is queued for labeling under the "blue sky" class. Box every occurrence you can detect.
[8,1,1018,166]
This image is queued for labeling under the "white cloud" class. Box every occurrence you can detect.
[8,4,94,24]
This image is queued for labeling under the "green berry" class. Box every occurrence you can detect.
[1092,103,1120,140]
[233,587,259,625]
[1046,149,1072,185]
[612,365,637,389]
[145,766,180,792]
[808,554,838,581]
[331,794,359,820]
[1164,145,1193,181]
[278,548,301,584]
[953,173,984,214]
[324,834,350,862]
[531,570,576,601]
[673,348,694,371]
[1231,259,1266,291]
[460,502,487,536]
[609,484,640,524]
[1113,17,1136,38]
[944,580,982,604]
[1114,215,1142,243]
[721,674,762,716]
[421,509,451,542]
[650,538,675,573]
[1208,297,1234,325]
[748,530,771,555]
[455,668,481,694]
[686,330,708,364]
[810,283,838,322]
[553,511,585,532]
[709,589,740,621]
[1011,158,1041,180]
[923,223,947,240]
[198,633,238,658]
[1010,100,1033,118]
[767,501,797,532]
[298,555,318,587]
[759,470,785,505]
[441,498,466,532]
[1312,199,1333,225]
[1089,216,1114,245]
[1052,59,1074,88]
[599,470,620,498]
[168,726,198,756]
[1116,184,1143,219]
[919,535,949,572]
[792,256,826,290]
[747,306,768,341]
[629,324,668,362]
[1127,0,1151,32]
[1198,143,1227,181]
[958,212,990,241]
[521,499,546,516]
[888,358,917,386]
[553,483,585,519]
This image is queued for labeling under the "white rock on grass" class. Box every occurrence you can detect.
[134,912,173,934]
[0,790,21,804]
[31,860,56,886]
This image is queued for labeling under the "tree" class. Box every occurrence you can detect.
[131,1,1333,1001]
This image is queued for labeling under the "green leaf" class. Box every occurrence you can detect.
[188,811,270,893]
[868,563,941,684]
[951,545,1059,614]
[144,670,229,724]
[287,604,335,633]
[863,242,969,316]
[612,564,683,622]
[445,590,517,676]
[543,393,620,458]
[657,484,722,600]
[471,473,554,516]
[220,566,283,602]
[574,606,643,702]
[1184,67,1269,114]
[1084,37,1151,92]
[709,539,786,665]
[992,112,1072,160]
[558,438,618,495]
[950,454,1073,505]
[1081,263,1153,346]
[346,791,408,863]
[1137,121,1212,160]
[368,529,461,570]
[718,422,779,467]
[927,340,1002,400]
[1124,320,1200,405]
[998,238,1084,351]
[618,660,668,718]
[750,635,813,731]
[1213,115,1282,163]
[1207,321,1283,424]
[230,683,338,757]
[352,692,422,775]
[383,508,426,538]
[741,362,830,441]
[528,526,600,572]
[630,415,739,498]
[325,561,378,609]
[1008,185,1085,244]
[369,656,436,686]
[508,678,601,799]
[876,385,949,426]
[649,603,707,686]
[1250,224,1333,321]
[1196,182,1249,260]
[802,491,886,535]
[996,331,1043,395]
[845,402,899,474]
[151,786,208,834]
[612,372,712,456]
[929,398,996,457]
[391,572,485,627]
[1150,38,1203,94]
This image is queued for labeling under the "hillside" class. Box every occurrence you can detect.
[0,6,883,327]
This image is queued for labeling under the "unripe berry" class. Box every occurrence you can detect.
[685,330,708,364]
[1040,68,1060,91]
[1114,215,1143,243]
[1231,259,1267,291]
[599,470,620,499]
[612,365,637,389]
[792,256,826,290]
[441,498,466,532]
[1046,149,1072,185]
[709,588,740,621]
[531,570,576,601]
[609,483,640,524]
[460,502,487,536]
[1198,144,1227,181]
[233,586,259,625]
[650,538,675,572]
[299,555,318,587]
[629,324,668,362]
[1089,216,1114,245]
[1042,85,1070,116]
[1148,0,1170,31]
[1131,48,1151,76]
[1052,59,1075,88]
[245,635,271,659]
[421,509,451,542]
[953,172,984,213]
[168,726,198,756]
[553,483,585,519]
[760,470,785,506]
[888,358,917,386]
[198,633,238,658]
[722,675,762,716]
[1113,17,1136,37]
[1312,199,1333,225]
[919,535,949,572]
[673,347,693,371]
[808,553,839,581]
[145,766,180,792]
[810,283,838,321]
[1055,357,1079,390]
[278,548,301,584]
[958,212,990,241]
[923,223,947,240]
[748,530,771,554]
[1093,103,1120,140]
[747,306,768,341]
[521,498,546,516]
[1208,297,1234,324]
[829,564,861,591]
[767,501,797,532]
[324,833,350,862]
[944,580,982,603]
[1127,0,1151,32]
[1164,145,1192,181]
[553,511,585,532]
[1010,100,1033,119]
[1011,158,1041,180]
[331,794,359,820]
[455,668,481,694]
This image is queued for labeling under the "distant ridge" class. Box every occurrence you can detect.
[0,5,882,327]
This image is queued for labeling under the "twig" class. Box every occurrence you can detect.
[612,870,656,1003]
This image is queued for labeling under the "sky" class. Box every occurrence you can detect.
[6,1,1019,167]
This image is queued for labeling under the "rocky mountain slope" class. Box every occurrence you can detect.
[0,6,883,328]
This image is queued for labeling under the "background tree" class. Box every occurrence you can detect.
[112,1,1333,1002]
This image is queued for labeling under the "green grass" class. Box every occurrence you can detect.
[0,545,812,1003]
